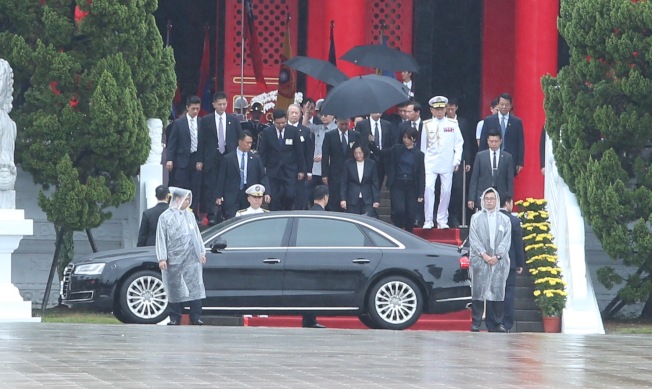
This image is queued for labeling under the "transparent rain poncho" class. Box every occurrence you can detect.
[155,187,206,303]
[468,187,512,301]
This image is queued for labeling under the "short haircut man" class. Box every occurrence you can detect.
[313,185,329,201]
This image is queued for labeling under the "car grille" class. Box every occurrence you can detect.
[60,263,74,299]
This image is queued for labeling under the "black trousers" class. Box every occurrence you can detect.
[223,189,248,219]
[471,299,505,330]
[172,152,202,214]
[503,269,517,330]
[168,299,202,323]
[390,178,417,232]
[270,177,296,211]
[346,201,374,216]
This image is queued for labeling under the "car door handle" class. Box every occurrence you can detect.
[352,258,370,264]
[263,258,281,264]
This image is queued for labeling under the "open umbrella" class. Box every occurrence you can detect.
[341,44,420,73]
[284,56,349,86]
[319,74,410,118]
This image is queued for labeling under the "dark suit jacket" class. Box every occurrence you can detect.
[216,150,270,208]
[258,125,306,181]
[166,116,193,168]
[310,203,325,211]
[197,112,243,171]
[340,159,380,206]
[371,142,425,195]
[355,118,393,151]
[321,129,361,180]
[137,202,168,247]
[457,116,477,167]
[479,113,524,169]
[500,209,525,270]
[468,149,514,205]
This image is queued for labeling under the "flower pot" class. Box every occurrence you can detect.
[542,315,561,333]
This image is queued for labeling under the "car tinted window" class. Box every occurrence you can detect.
[363,227,398,247]
[220,218,287,248]
[296,218,369,247]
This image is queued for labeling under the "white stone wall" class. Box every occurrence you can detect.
[12,166,140,307]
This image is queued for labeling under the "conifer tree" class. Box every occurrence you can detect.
[542,0,652,317]
[0,0,175,307]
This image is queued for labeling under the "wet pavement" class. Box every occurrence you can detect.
[0,323,651,388]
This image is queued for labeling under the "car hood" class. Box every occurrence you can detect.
[72,247,155,265]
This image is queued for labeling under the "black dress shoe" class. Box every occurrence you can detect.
[167,320,180,326]
[494,325,507,333]
[470,325,480,332]
[190,319,204,326]
[303,323,325,328]
[208,219,217,226]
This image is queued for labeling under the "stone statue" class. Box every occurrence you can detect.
[146,118,163,165]
[0,59,17,209]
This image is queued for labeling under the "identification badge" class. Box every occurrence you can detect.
[498,225,505,232]
[300,136,305,142]
[349,141,355,148]
[285,138,293,145]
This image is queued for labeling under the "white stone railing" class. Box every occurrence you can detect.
[544,133,605,334]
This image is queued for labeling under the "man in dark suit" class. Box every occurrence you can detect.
[446,97,477,227]
[396,101,424,146]
[310,184,329,211]
[166,96,202,215]
[479,93,525,175]
[240,102,269,151]
[499,195,525,333]
[287,104,314,210]
[198,91,243,225]
[137,185,169,247]
[258,109,306,211]
[468,130,514,210]
[215,131,270,219]
[321,116,361,211]
[355,113,392,188]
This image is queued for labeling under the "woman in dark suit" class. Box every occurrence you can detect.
[340,145,380,216]
[370,128,425,232]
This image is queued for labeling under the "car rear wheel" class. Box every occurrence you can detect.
[367,276,423,330]
[118,270,168,324]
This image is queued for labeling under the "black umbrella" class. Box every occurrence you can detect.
[284,56,349,86]
[319,75,410,118]
[341,44,420,73]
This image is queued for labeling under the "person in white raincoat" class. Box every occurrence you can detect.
[156,187,206,325]
[468,187,511,332]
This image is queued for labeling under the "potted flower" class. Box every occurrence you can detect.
[516,198,568,332]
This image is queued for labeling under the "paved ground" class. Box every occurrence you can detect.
[0,323,651,388]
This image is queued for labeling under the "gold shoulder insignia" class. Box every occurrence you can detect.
[447,117,458,123]
[263,209,270,212]
[236,209,247,214]
[422,118,433,124]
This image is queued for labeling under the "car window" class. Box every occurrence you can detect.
[363,227,398,247]
[219,218,288,248]
[295,218,370,247]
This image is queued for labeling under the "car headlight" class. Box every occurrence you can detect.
[74,263,106,275]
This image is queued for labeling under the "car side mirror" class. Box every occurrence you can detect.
[210,238,227,253]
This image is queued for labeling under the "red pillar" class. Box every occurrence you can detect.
[305,0,366,99]
[513,0,559,200]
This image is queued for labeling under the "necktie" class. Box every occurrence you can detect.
[492,151,498,186]
[341,132,347,153]
[374,122,380,150]
[239,151,245,190]
[278,130,283,146]
[218,116,225,154]
[412,121,416,128]
[500,116,507,137]
[189,118,197,152]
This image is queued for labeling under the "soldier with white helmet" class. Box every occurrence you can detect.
[235,184,270,216]
[420,96,464,229]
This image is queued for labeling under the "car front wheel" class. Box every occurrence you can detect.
[367,276,423,330]
[117,270,168,324]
